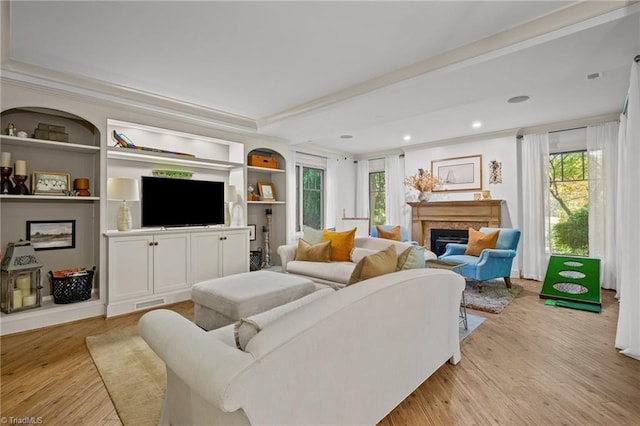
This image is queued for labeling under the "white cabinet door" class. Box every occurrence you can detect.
[153,233,190,293]
[221,229,250,276]
[190,231,222,284]
[108,235,153,301]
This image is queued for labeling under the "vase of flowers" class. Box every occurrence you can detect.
[404,168,441,201]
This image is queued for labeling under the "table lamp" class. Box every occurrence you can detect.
[107,177,140,231]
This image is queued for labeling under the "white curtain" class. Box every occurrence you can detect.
[615,59,640,360]
[521,133,550,281]
[325,155,338,229]
[355,160,369,217]
[286,149,298,243]
[384,155,404,225]
[587,122,618,290]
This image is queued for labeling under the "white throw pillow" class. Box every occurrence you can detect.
[234,288,334,350]
[350,247,379,264]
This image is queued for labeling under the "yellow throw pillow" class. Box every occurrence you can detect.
[294,239,331,262]
[465,228,499,257]
[347,245,397,285]
[322,228,356,261]
[376,225,401,241]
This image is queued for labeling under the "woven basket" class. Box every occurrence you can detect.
[250,249,262,271]
[49,267,95,304]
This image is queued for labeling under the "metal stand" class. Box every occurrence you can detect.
[261,208,273,268]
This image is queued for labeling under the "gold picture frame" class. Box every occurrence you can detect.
[257,182,276,201]
[32,171,71,195]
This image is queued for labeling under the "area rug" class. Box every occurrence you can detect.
[86,327,165,426]
[464,279,523,314]
[459,312,485,341]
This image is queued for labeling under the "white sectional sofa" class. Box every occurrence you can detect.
[139,268,465,425]
[277,236,437,288]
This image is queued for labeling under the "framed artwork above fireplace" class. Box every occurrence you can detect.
[432,154,482,192]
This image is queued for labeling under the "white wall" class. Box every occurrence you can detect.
[403,134,521,275]
[403,135,519,225]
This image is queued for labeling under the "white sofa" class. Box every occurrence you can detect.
[139,268,465,426]
[278,236,437,288]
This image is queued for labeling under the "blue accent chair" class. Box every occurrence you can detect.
[438,227,521,292]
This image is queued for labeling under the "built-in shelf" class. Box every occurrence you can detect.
[0,194,99,201]
[0,135,100,153]
[247,200,286,205]
[107,147,244,170]
[247,165,285,174]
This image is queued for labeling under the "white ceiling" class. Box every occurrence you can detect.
[4,1,640,155]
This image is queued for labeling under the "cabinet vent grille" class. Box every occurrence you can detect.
[136,298,165,310]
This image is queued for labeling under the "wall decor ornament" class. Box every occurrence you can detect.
[431,154,483,192]
[489,160,502,184]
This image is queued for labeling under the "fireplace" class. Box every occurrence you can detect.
[408,200,504,249]
[431,228,469,256]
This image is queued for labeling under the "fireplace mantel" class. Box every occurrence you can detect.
[408,200,504,249]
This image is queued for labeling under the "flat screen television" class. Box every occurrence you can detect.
[141,176,225,227]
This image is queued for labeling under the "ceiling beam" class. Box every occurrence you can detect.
[259,1,637,129]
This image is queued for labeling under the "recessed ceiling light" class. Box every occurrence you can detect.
[472,121,482,129]
[403,134,412,142]
[507,95,530,103]
[340,134,353,139]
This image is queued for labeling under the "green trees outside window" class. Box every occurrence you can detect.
[549,150,589,255]
[369,171,386,225]
[296,166,323,231]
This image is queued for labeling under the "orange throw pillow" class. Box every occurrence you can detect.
[322,228,356,261]
[376,225,401,241]
[465,228,499,256]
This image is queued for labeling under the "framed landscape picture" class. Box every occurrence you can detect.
[432,155,482,192]
[26,220,76,250]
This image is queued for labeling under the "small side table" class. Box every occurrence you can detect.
[426,259,467,330]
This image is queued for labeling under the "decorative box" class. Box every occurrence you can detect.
[248,154,279,169]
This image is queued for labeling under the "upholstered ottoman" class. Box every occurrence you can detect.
[192,270,316,330]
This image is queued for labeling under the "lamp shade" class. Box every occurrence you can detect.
[225,185,237,203]
[107,177,140,201]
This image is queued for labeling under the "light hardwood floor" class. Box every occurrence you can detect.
[1,279,639,425]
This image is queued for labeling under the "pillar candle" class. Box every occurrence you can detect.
[23,294,37,307]
[1,152,10,167]
[14,160,26,175]
[16,274,31,296]
[13,289,23,309]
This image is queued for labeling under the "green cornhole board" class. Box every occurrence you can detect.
[545,299,602,313]
[540,255,601,311]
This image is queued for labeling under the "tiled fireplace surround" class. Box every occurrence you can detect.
[408,200,504,253]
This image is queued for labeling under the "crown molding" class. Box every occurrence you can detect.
[259,1,637,128]
[403,129,521,151]
[518,113,620,135]
[1,61,258,133]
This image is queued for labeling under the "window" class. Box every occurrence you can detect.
[296,165,324,231]
[548,150,589,255]
[369,171,386,225]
